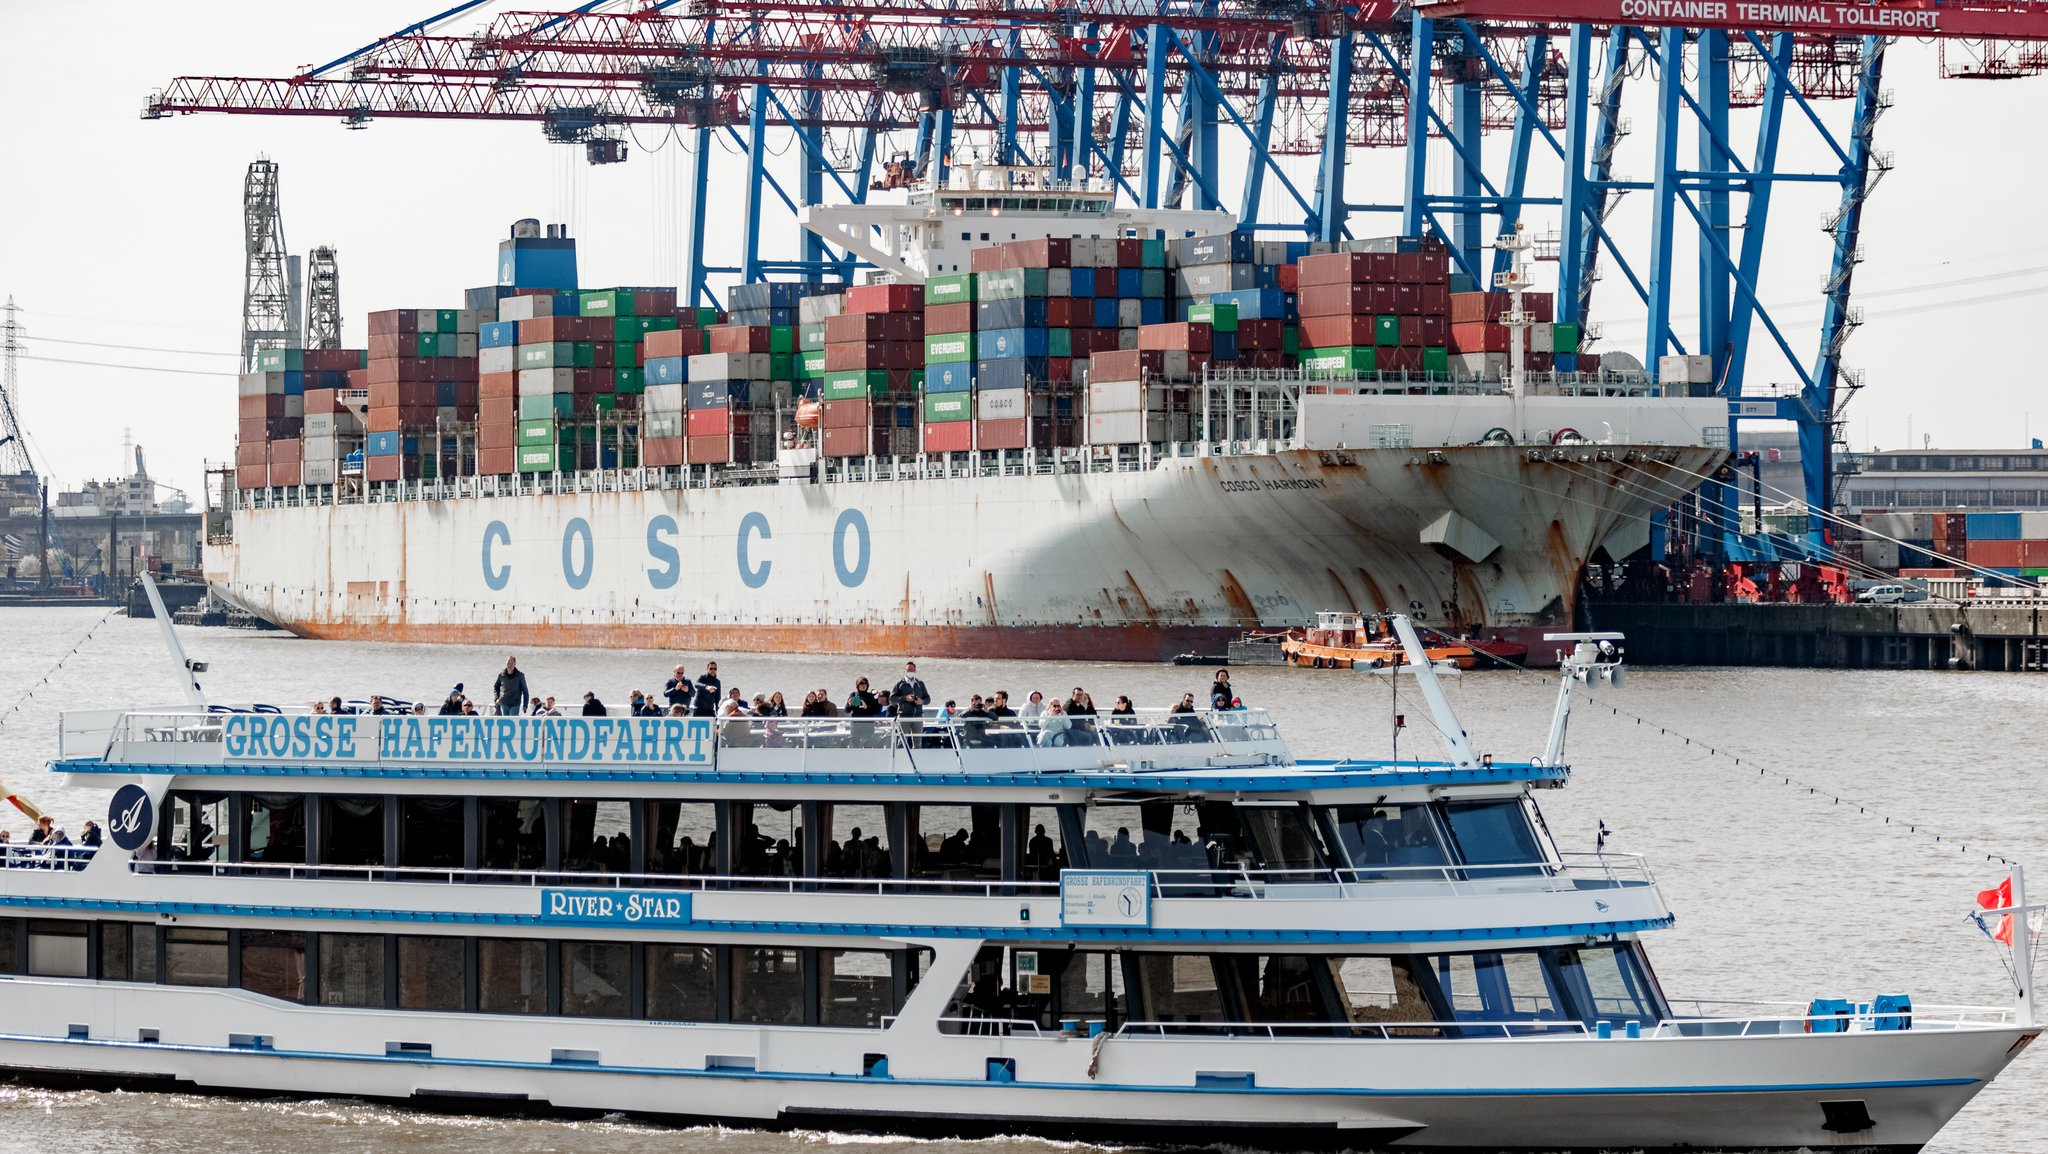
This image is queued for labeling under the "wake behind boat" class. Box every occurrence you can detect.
[0,611,2035,1150]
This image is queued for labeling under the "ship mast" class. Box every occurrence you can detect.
[1493,224,1535,437]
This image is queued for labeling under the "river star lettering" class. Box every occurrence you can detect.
[542,889,693,928]
[1614,0,1939,29]
[220,713,714,766]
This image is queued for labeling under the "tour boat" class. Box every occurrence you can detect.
[1281,611,1484,670]
[0,613,2035,1150]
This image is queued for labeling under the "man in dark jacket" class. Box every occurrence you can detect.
[581,691,608,717]
[692,662,721,717]
[891,661,930,719]
[494,657,530,716]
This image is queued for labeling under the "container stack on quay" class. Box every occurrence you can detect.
[820,283,923,460]
[1846,510,2048,585]
[236,347,366,490]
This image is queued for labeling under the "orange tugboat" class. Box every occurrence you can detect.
[1280,611,1526,670]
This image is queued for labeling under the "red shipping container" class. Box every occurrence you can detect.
[1116,239,1143,268]
[478,418,515,450]
[1417,284,1450,317]
[922,419,974,454]
[1046,298,1080,328]
[708,326,772,354]
[633,288,679,316]
[574,368,607,395]
[235,442,268,467]
[363,357,435,385]
[367,404,436,432]
[1381,347,1421,373]
[643,328,704,360]
[686,434,742,465]
[368,381,437,409]
[2020,541,2048,567]
[302,349,358,373]
[234,464,267,490]
[238,394,283,420]
[366,309,419,337]
[480,372,519,401]
[1968,540,2024,568]
[1095,268,1118,296]
[975,417,1030,451]
[303,388,339,415]
[1091,349,1166,381]
[1236,318,1285,349]
[1277,263,1299,294]
[237,418,267,444]
[1451,292,1512,324]
[266,459,302,487]
[925,303,973,334]
[822,425,891,458]
[268,439,303,465]
[825,312,901,343]
[1297,284,1374,318]
[1015,237,1072,269]
[1045,357,1075,383]
[641,437,685,468]
[366,333,406,361]
[846,283,920,314]
[477,447,517,475]
[1297,252,1397,286]
[1418,316,1448,347]
[1138,323,1212,353]
[364,455,407,483]
[1527,352,1554,373]
[1527,292,1555,323]
[1449,322,1511,354]
[1299,315,1378,348]
[822,399,871,429]
[1398,316,1426,347]
[1238,349,1291,371]
[449,380,479,408]
[1392,285,1423,316]
[689,408,751,438]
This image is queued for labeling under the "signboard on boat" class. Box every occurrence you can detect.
[217,713,717,768]
[539,889,693,928]
[1059,870,1151,927]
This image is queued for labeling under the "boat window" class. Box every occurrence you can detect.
[320,795,386,868]
[943,943,1015,1034]
[820,803,889,880]
[1325,956,1444,1036]
[732,946,804,1024]
[162,790,227,866]
[907,803,999,883]
[562,799,632,874]
[241,794,305,865]
[1441,799,1546,876]
[562,940,631,1018]
[819,949,892,1028]
[646,944,715,1021]
[397,797,464,871]
[731,801,803,878]
[1021,806,1068,882]
[1325,804,1453,879]
[1053,949,1126,1028]
[319,933,386,1007]
[397,936,464,1011]
[0,918,15,973]
[1132,953,1228,1027]
[1076,801,1210,872]
[1551,943,1664,1025]
[1430,950,1571,1029]
[164,927,229,987]
[478,938,546,1015]
[1217,954,1332,1024]
[642,800,715,877]
[99,922,156,984]
[26,920,87,978]
[1237,805,1331,875]
[478,798,547,873]
[240,930,306,1002]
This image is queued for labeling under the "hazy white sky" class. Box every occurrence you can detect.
[2,1,2044,505]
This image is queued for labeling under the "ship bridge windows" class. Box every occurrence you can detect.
[1074,800,1212,874]
[1429,950,1574,1033]
[1325,803,1453,880]
[1441,799,1547,878]
[397,797,464,872]
[1319,798,1548,882]
[1552,943,1663,1027]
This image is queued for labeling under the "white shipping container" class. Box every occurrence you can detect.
[305,412,337,437]
[1087,410,1152,445]
[302,459,339,486]
[457,309,487,333]
[413,309,439,334]
[748,379,785,409]
[1162,350,1191,378]
[517,367,575,398]
[238,372,275,398]
[1254,240,1292,266]
[1047,269,1072,297]
[1658,354,1714,385]
[798,293,845,325]
[1116,299,1144,327]
[1530,322,1555,352]
[282,394,304,419]
[479,346,518,375]
[644,382,687,413]
[977,387,1029,421]
[1455,352,1509,380]
[1117,328,1139,351]
[452,332,480,359]
[1089,380,1165,414]
[689,352,770,381]
[303,434,337,460]
[497,295,540,322]
[1865,538,1901,570]
[2023,511,2048,539]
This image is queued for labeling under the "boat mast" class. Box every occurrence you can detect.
[1383,615,1477,769]
[1540,631,1626,767]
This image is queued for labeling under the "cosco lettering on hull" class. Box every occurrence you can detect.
[480,510,872,592]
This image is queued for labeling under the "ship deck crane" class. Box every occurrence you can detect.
[145,0,2048,563]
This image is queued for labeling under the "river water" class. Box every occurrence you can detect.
[0,607,2041,1152]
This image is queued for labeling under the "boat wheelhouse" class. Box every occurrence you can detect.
[0,623,2034,1151]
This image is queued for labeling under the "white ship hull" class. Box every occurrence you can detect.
[205,441,1722,663]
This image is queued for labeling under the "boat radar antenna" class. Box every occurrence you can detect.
[1493,223,1536,413]
[1355,615,1478,770]
[138,572,207,709]
[1541,631,1625,767]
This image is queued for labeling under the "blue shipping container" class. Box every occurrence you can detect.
[435,381,459,407]
[1092,298,1120,328]
[1553,352,1579,374]
[978,327,1050,360]
[1069,271,1096,299]
[1212,288,1291,321]
[1116,269,1143,298]
[1966,512,2022,540]
[645,356,688,386]
[975,358,1047,391]
[688,379,748,410]
[480,320,521,348]
[1211,332,1239,362]
[1140,298,1167,326]
[366,431,403,457]
[925,363,974,393]
[977,298,1049,330]
[281,370,304,397]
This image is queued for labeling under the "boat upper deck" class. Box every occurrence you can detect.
[55,707,1555,792]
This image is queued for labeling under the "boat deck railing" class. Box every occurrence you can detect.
[69,707,1299,776]
[117,852,1651,899]
[1100,1001,2015,1039]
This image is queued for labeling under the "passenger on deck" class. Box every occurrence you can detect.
[539,696,561,716]
[1020,692,1045,720]
[1027,824,1057,877]
[1039,700,1073,744]
[311,700,327,715]
[892,662,929,719]
[1108,827,1138,864]
[460,699,480,716]
[668,704,688,717]
[368,695,389,715]
[763,692,789,717]
[800,692,832,718]
[628,690,650,715]
[494,657,529,716]
[1110,695,1135,716]
[411,702,427,716]
[987,692,1016,719]
[1209,671,1233,711]
[329,696,350,715]
[438,692,463,715]
[664,666,694,712]
[691,663,722,718]
[581,692,608,717]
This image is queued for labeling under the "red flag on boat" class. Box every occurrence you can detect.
[1978,877,2014,946]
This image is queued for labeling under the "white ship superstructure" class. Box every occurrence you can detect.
[1,623,2035,1149]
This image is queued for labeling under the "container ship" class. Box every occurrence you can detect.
[212,168,1728,662]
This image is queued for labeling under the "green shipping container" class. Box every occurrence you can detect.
[1374,316,1401,347]
[800,323,827,351]
[255,348,303,373]
[1187,303,1239,333]
[978,268,1049,301]
[1421,347,1449,374]
[1552,322,1581,354]
[924,273,976,304]
[517,393,575,420]
[614,368,645,393]
[517,444,560,473]
[922,392,973,423]
[518,342,574,369]
[1299,346,1377,378]
[594,394,620,412]
[613,315,676,340]
[769,353,794,381]
[1140,268,1167,299]
[925,332,975,364]
[517,418,559,446]
[436,309,459,334]
[579,289,635,318]
[1140,239,1167,268]
[644,411,685,439]
[768,326,795,355]
[612,342,640,368]
[1047,328,1072,358]
[798,351,826,379]
[1282,326,1299,355]
[822,369,893,400]
[685,307,721,327]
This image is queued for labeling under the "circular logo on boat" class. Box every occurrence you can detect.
[107,784,153,852]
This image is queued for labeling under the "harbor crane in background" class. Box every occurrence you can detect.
[150,0,2048,563]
